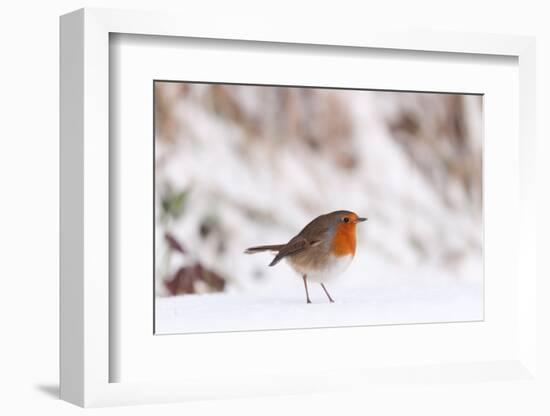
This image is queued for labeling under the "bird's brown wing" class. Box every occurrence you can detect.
[268,236,324,266]
[268,214,333,267]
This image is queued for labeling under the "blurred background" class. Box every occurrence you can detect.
[154,82,482,302]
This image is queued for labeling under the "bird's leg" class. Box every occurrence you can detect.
[320,283,335,303]
[302,274,312,304]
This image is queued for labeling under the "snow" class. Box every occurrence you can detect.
[155,279,483,334]
[156,254,483,334]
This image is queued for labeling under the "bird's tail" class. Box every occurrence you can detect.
[244,244,284,254]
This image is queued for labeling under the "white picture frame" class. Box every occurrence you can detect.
[60,8,538,407]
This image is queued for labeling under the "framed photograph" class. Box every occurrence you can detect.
[60,8,538,407]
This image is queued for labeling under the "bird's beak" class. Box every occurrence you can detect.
[355,217,367,223]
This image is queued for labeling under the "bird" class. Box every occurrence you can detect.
[245,210,367,304]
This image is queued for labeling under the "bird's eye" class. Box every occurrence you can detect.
[343,217,350,223]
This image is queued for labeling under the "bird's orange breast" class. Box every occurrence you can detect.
[331,223,357,257]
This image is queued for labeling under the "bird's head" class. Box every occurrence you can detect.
[327,210,367,256]
[329,210,367,227]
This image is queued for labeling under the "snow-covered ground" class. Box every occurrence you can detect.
[156,280,482,334]
[156,254,483,334]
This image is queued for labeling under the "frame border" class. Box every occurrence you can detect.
[60,7,537,407]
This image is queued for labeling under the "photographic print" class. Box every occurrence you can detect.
[154,81,483,334]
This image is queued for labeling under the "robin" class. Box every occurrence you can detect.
[245,210,367,304]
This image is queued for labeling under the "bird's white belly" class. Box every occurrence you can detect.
[305,255,353,283]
